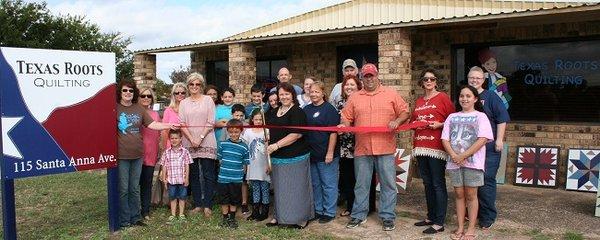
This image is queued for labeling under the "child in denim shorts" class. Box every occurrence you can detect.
[160,129,193,222]
[441,85,493,240]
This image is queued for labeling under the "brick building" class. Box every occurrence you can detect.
[135,0,600,187]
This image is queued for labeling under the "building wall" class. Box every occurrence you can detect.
[411,20,600,186]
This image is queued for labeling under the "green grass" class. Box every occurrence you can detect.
[563,231,584,240]
[525,229,552,240]
[0,171,337,239]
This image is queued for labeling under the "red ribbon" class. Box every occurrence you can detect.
[181,121,428,133]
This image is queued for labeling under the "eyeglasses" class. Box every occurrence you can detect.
[468,77,484,80]
[140,94,153,99]
[173,91,186,95]
[421,77,437,82]
[188,83,202,87]
[121,89,134,93]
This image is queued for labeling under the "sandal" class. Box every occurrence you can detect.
[463,233,477,240]
[340,210,351,217]
[451,230,464,240]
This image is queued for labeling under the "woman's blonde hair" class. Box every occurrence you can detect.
[311,80,328,102]
[138,87,156,106]
[168,82,188,109]
[186,72,205,90]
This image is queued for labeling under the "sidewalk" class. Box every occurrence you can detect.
[306,179,600,239]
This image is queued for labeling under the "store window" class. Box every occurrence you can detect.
[454,39,600,123]
[206,60,229,91]
[257,58,287,92]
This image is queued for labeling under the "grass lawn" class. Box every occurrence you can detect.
[0,171,338,239]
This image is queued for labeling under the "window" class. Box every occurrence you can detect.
[206,61,229,91]
[257,58,287,92]
[453,39,600,123]
[336,44,378,83]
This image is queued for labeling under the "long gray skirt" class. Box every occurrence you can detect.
[271,157,315,225]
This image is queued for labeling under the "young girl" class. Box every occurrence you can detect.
[242,109,271,221]
[441,85,493,240]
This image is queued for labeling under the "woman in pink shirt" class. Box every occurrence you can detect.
[138,87,161,220]
[179,73,217,217]
[162,82,188,148]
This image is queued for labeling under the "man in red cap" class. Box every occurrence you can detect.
[339,63,409,231]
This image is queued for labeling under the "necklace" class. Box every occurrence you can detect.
[423,91,439,105]
[277,104,293,117]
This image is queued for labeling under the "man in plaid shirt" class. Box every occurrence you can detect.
[160,129,193,222]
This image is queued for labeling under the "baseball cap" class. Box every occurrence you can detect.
[361,63,378,76]
[342,59,357,69]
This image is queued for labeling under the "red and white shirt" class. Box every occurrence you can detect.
[411,92,455,160]
[159,146,193,184]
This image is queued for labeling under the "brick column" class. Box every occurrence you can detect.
[228,43,256,104]
[378,28,413,154]
[133,53,156,89]
[190,50,206,75]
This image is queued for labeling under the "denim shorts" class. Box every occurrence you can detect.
[448,168,484,187]
[168,184,187,200]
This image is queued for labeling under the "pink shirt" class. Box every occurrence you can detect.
[441,111,494,170]
[341,85,408,156]
[179,96,217,159]
[141,109,161,166]
[159,146,193,184]
[162,107,180,149]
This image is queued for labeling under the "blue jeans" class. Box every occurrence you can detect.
[351,154,397,221]
[416,156,448,226]
[139,165,155,218]
[200,158,217,208]
[310,158,339,217]
[118,158,142,227]
[478,144,501,226]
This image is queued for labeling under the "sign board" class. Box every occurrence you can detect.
[0,47,117,179]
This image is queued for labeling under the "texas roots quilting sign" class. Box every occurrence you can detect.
[566,149,600,192]
[376,148,411,192]
[0,47,117,179]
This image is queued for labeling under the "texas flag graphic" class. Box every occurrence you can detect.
[0,47,117,179]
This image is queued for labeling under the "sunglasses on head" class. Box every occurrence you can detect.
[121,89,134,93]
[421,77,437,82]
[174,91,186,95]
[140,94,153,99]
[188,83,202,87]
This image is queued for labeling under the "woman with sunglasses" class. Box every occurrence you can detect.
[411,68,455,234]
[178,73,218,217]
[137,87,161,221]
[162,82,188,148]
[117,81,178,228]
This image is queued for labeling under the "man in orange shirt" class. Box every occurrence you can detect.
[339,63,409,231]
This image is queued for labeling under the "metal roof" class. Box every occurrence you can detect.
[137,0,600,54]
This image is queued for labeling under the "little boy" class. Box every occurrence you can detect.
[159,129,193,223]
[217,119,250,228]
[231,104,251,215]
[245,84,269,118]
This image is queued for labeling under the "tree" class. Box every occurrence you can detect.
[153,78,172,103]
[0,0,133,81]
[169,66,192,83]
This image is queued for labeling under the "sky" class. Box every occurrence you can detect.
[32,0,347,83]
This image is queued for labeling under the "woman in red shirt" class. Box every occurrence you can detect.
[411,68,455,234]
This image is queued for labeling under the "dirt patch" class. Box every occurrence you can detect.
[306,180,600,239]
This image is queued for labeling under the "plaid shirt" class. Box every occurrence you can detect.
[341,85,408,156]
[159,145,193,184]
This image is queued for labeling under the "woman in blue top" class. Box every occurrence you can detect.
[303,80,340,223]
[215,87,235,143]
[467,66,510,230]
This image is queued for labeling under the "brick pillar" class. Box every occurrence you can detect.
[133,53,156,89]
[228,43,256,104]
[190,50,206,75]
[378,28,413,154]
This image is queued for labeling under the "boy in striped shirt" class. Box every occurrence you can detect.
[216,119,250,228]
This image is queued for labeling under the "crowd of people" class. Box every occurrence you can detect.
[116,59,509,239]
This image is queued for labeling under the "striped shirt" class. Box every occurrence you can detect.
[217,139,250,183]
[159,146,193,184]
